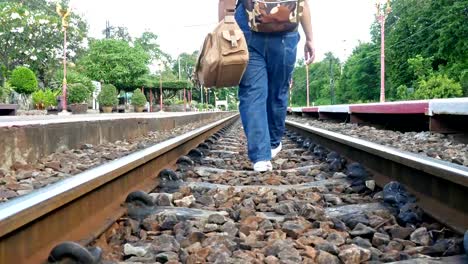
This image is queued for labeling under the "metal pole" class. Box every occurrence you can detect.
[306,64,310,107]
[178,56,181,81]
[159,72,163,112]
[183,87,186,112]
[330,58,335,105]
[380,15,385,103]
[200,85,203,105]
[62,27,68,112]
[376,0,391,103]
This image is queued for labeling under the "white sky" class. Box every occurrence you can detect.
[71,0,377,63]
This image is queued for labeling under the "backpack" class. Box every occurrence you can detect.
[243,0,305,33]
[194,2,249,89]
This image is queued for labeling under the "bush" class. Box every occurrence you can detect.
[165,98,184,106]
[131,89,147,107]
[98,84,118,107]
[0,83,13,103]
[228,102,238,111]
[461,70,468,96]
[32,89,59,108]
[55,69,94,94]
[67,83,90,104]
[10,66,38,94]
[413,74,463,99]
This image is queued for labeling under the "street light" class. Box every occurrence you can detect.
[376,0,392,103]
[56,3,71,115]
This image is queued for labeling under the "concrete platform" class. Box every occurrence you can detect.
[288,98,468,133]
[0,112,233,170]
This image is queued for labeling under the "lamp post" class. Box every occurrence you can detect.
[56,3,71,115]
[376,0,392,103]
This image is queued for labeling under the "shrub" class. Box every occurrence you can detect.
[10,66,38,94]
[228,102,238,111]
[131,89,147,107]
[413,74,462,99]
[32,89,59,108]
[67,83,90,104]
[0,83,13,103]
[461,70,468,96]
[55,69,94,94]
[98,84,119,107]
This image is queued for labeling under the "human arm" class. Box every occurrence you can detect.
[300,0,315,64]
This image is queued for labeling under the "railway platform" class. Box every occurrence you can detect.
[288,98,468,133]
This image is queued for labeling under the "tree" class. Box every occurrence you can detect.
[135,32,168,62]
[171,51,199,81]
[385,0,467,96]
[80,39,150,91]
[291,53,342,106]
[0,1,88,85]
[104,25,132,42]
[336,43,380,103]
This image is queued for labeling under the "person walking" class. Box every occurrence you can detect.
[218,0,316,172]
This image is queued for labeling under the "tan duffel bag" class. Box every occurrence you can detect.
[195,2,249,88]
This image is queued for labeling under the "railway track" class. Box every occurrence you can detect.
[0,114,467,263]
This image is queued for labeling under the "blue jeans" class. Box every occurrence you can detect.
[235,5,300,163]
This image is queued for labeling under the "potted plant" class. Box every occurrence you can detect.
[131,89,147,112]
[67,83,90,114]
[32,89,59,111]
[98,84,118,113]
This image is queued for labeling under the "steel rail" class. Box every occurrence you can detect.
[0,114,239,264]
[286,120,468,234]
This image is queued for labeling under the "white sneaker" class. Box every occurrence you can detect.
[271,143,282,158]
[253,161,273,172]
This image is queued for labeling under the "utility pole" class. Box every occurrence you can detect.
[329,58,335,105]
[105,20,111,39]
[376,0,392,103]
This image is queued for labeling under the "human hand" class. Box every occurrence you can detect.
[304,40,315,65]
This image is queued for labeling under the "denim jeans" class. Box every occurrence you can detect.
[235,4,300,163]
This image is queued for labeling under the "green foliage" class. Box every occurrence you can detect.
[162,81,192,89]
[81,39,150,91]
[413,74,462,99]
[98,84,119,107]
[131,89,147,107]
[291,53,341,106]
[67,83,90,104]
[396,85,412,100]
[55,69,94,94]
[334,42,380,104]
[171,51,199,81]
[460,70,468,96]
[165,98,184,106]
[408,55,434,81]
[135,31,169,63]
[386,0,467,95]
[32,88,59,108]
[228,102,238,111]
[0,1,88,85]
[0,82,12,103]
[10,66,38,94]
[197,103,214,111]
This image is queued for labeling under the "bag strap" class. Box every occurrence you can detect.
[224,0,237,18]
